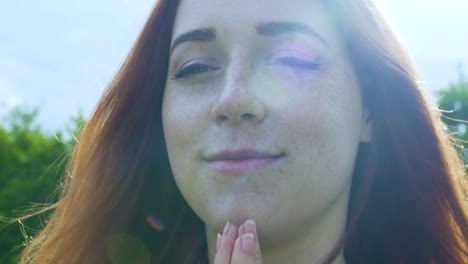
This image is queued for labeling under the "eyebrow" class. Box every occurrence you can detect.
[170,27,216,53]
[170,21,328,53]
[256,21,329,47]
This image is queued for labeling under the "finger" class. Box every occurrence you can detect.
[231,220,263,264]
[214,221,239,264]
[231,233,263,263]
[226,221,239,241]
[238,219,257,237]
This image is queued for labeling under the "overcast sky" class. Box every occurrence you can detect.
[1,0,467,133]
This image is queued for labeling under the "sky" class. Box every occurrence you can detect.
[1,0,467,133]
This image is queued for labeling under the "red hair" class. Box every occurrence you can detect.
[20,0,467,263]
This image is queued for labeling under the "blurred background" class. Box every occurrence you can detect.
[0,0,467,262]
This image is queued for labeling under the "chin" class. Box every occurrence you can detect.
[216,207,273,227]
[200,191,279,227]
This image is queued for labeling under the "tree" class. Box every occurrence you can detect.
[0,106,84,263]
[436,64,468,162]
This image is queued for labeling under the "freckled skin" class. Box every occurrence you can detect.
[162,0,372,252]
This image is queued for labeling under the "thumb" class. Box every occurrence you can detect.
[231,219,263,264]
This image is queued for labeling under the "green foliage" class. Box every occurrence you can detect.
[436,65,468,161]
[0,106,84,263]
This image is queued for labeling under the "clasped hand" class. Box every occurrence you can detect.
[214,219,264,264]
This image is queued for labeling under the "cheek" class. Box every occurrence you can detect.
[162,89,208,186]
[283,77,363,200]
[162,84,211,148]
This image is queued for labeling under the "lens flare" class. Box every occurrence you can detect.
[146,215,165,231]
[252,68,297,109]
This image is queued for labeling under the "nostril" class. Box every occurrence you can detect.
[241,113,255,120]
[217,115,228,123]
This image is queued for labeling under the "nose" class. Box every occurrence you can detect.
[210,67,267,125]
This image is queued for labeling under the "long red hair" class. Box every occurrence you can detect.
[20,0,467,263]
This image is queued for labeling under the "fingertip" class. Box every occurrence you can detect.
[227,222,238,240]
[214,233,236,263]
[238,223,245,237]
[238,219,256,238]
[221,233,236,250]
[232,234,244,258]
[244,219,257,235]
[241,233,255,255]
[222,221,229,234]
[231,233,256,260]
[216,233,222,251]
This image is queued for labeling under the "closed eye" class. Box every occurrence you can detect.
[273,57,321,70]
[172,63,220,79]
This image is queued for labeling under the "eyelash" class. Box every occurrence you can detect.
[272,57,322,70]
[172,64,220,80]
[172,57,321,80]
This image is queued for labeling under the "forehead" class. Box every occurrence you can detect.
[172,0,336,41]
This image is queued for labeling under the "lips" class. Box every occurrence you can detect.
[205,149,284,161]
[204,149,285,175]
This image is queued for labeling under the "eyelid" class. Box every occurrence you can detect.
[177,57,218,71]
[270,48,316,61]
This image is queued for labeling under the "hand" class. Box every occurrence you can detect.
[214,219,264,264]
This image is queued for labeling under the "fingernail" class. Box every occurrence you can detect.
[241,233,255,255]
[216,233,221,251]
[245,219,255,225]
[244,219,257,234]
[223,221,230,235]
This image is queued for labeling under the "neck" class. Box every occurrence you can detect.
[205,186,350,264]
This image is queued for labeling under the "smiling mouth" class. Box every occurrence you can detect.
[204,151,285,175]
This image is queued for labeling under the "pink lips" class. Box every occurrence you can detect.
[204,149,285,175]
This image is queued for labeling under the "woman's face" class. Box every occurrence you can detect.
[162,0,371,241]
